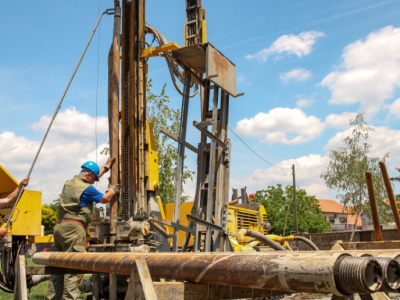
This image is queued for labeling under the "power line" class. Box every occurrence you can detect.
[228,127,290,170]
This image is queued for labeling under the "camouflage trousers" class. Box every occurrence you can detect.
[46,222,87,300]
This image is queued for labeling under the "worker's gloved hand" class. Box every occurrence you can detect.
[20,177,30,187]
[108,184,120,194]
[104,157,116,170]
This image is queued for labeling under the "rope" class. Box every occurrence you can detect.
[95,0,102,164]
[5,9,115,229]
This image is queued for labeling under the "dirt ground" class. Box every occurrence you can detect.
[280,292,400,300]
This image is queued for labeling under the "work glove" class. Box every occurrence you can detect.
[108,184,120,194]
[104,157,116,170]
[19,177,30,187]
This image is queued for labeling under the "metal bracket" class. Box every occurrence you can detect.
[193,121,227,149]
[187,214,225,232]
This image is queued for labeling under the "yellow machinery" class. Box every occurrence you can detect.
[1,0,310,297]
[162,200,269,251]
[0,164,53,292]
[0,165,42,237]
[12,1,398,298]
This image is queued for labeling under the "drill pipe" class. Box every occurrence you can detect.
[32,251,383,296]
[357,254,400,292]
[294,250,400,292]
[374,257,400,291]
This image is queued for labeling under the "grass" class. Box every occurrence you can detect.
[0,256,92,300]
[0,278,92,299]
[0,281,49,300]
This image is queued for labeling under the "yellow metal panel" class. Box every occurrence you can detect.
[141,42,181,59]
[228,205,263,232]
[163,202,194,247]
[0,164,18,196]
[10,189,42,236]
[146,121,159,191]
[28,235,54,244]
[0,164,42,236]
[201,9,207,43]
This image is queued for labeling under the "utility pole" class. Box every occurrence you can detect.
[292,164,299,236]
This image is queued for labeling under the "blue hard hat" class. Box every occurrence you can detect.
[81,161,100,181]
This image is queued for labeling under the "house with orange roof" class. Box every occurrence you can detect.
[318,199,363,231]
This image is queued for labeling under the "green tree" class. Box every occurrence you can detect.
[390,168,400,201]
[146,79,193,203]
[42,204,57,235]
[253,184,330,235]
[320,113,392,224]
[101,79,194,203]
[49,198,59,214]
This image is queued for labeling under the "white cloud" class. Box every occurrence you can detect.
[325,112,358,129]
[296,97,314,108]
[320,26,400,117]
[385,98,400,117]
[232,125,400,201]
[0,107,111,204]
[280,68,312,83]
[323,125,400,164]
[245,31,325,62]
[235,108,325,145]
[231,154,333,198]
[31,106,109,141]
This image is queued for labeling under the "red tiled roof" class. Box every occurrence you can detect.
[318,199,362,227]
[318,199,344,213]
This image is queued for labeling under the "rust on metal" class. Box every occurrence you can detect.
[206,43,236,96]
[379,160,400,237]
[365,171,382,241]
[32,251,391,296]
[170,43,237,96]
[171,44,207,74]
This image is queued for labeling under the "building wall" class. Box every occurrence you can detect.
[323,212,355,231]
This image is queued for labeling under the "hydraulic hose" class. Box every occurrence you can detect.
[237,229,287,251]
[146,24,199,98]
[292,235,319,251]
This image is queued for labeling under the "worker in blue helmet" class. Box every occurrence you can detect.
[81,161,101,181]
[47,157,119,300]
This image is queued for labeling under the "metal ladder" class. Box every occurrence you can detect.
[185,0,205,46]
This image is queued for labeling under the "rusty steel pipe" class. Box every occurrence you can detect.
[108,14,121,236]
[32,251,383,296]
[365,171,382,241]
[379,160,400,237]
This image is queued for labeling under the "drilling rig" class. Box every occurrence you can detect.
[85,0,253,295]
[88,0,245,255]
[28,1,400,299]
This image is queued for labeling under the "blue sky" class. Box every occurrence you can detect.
[2,0,400,204]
